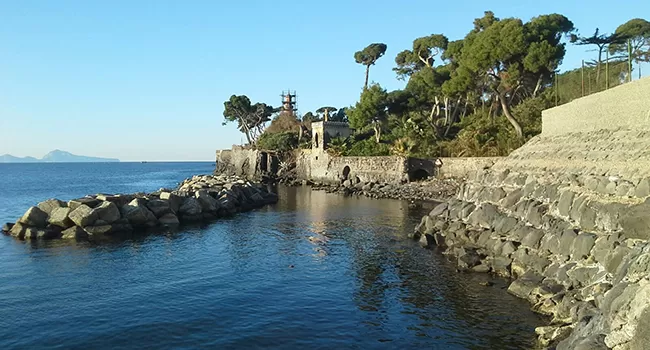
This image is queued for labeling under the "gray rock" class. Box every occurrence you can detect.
[84,225,116,237]
[195,190,220,213]
[458,247,482,270]
[69,204,98,227]
[472,264,490,273]
[570,195,588,223]
[428,202,448,217]
[616,181,634,197]
[493,216,518,234]
[460,203,476,219]
[121,198,158,227]
[92,201,121,224]
[159,192,183,214]
[521,228,545,249]
[571,233,597,259]
[578,202,597,231]
[146,199,172,218]
[525,203,546,227]
[179,197,203,216]
[343,180,352,188]
[566,266,600,288]
[490,187,507,203]
[468,203,499,229]
[36,199,66,215]
[9,223,27,238]
[500,188,523,208]
[68,197,100,210]
[557,190,575,218]
[490,256,513,277]
[620,203,650,239]
[48,207,74,229]
[18,206,49,228]
[500,241,517,256]
[508,270,544,299]
[635,178,650,197]
[559,229,578,256]
[159,213,180,226]
[2,222,14,233]
[61,226,88,239]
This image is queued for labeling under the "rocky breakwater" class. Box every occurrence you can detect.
[412,165,650,349]
[307,177,461,202]
[2,175,278,241]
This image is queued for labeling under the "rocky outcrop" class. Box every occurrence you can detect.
[3,175,278,241]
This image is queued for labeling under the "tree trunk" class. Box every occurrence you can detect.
[596,46,604,86]
[374,124,381,143]
[498,92,523,139]
[532,74,543,97]
[238,118,253,144]
[364,65,370,90]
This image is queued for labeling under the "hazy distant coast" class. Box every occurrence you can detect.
[0,150,119,163]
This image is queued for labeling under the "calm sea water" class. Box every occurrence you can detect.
[0,163,544,349]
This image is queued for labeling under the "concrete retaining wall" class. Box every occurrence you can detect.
[542,77,650,136]
[438,157,502,179]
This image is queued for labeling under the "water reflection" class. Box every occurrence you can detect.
[0,185,543,350]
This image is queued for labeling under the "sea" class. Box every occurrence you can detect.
[0,162,545,349]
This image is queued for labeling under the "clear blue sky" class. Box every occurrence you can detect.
[0,0,647,161]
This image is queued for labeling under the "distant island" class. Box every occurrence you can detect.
[0,150,120,163]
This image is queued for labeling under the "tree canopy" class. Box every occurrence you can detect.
[223,95,274,144]
[354,43,387,90]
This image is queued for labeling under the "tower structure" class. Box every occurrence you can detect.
[280,90,297,116]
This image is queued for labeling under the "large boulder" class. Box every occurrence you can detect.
[48,207,74,229]
[2,222,14,233]
[23,226,61,240]
[68,197,100,210]
[159,192,183,214]
[158,213,180,226]
[61,226,88,239]
[146,199,172,218]
[620,203,650,240]
[121,198,158,227]
[69,204,99,227]
[19,206,49,228]
[36,199,66,215]
[9,223,27,239]
[179,197,202,216]
[92,201,121,224]
[195,190,220,212]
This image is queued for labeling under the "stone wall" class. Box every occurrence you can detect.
[413,77,650,349]
[296,149,410,184]
[438,157,502,179]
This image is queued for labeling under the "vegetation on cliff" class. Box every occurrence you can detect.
[223,14,649,157]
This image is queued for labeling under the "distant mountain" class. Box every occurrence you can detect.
[0,150,120,163]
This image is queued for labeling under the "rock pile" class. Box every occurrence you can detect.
[309,177,460,202]
[413,167,650,349]
[2,175,277,241]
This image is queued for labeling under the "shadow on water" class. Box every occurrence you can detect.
[0,185,544,350]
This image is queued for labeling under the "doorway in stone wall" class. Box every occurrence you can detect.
[342,166,350,181]
[408,168,429,181]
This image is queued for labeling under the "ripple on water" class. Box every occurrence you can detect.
[0,186,544,349]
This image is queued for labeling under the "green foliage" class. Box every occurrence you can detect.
[223,95,274,144]
[355,43,388,89]
[347,84,389,130]
[346,139,390,156]
[265,112,301,134]
[257,132,299,152]
[326,137,349,157]
[439,112,522,157]
[610,18,650,63]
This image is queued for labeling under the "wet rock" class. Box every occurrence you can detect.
[458,247,482,270]
[19,206,49,228]
[61,226,88,239]
[2,222,14,233]
[36,199,67,215]
[490,256,513,277]
[468,203,499,229]
[9,223,27,238]
[195,190,220,213]
[508,270,544,299]
[159,213,180,226]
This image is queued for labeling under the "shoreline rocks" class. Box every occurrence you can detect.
[2,175,278,241]
[411,167,650,349]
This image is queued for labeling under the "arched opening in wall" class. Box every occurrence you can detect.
[409,169,429,182]
[342,166,351,180]
[314,133,319,148]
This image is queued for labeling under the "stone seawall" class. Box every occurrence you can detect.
[2,175,278,241]
[412,77,650,349]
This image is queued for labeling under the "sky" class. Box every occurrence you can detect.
[0,0,647,161]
